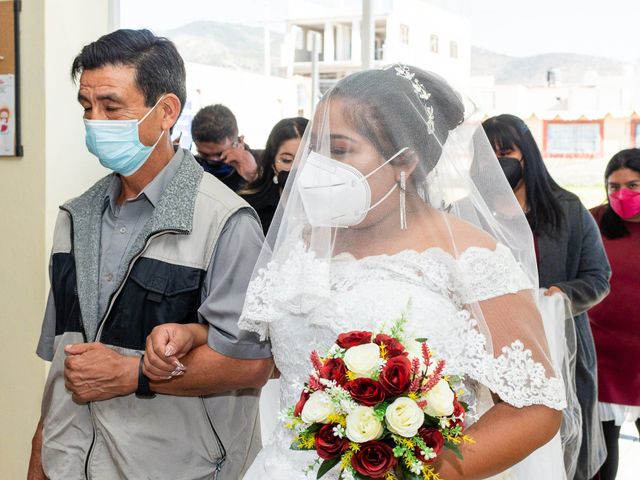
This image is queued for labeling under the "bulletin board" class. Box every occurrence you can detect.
[0,0,23,157]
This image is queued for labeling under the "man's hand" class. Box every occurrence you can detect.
[543,286,564,297]
[27,419,48,480]
[143,323,207,381]
[220,136,258,182]
[64,343,138,404]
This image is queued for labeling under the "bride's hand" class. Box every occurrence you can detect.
[143,323,207,381]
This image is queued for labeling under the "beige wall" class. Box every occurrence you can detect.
[0,0,47,476]
[0,1,109,477]
[44,0,110,244]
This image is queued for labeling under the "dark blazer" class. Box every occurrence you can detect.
[537,188,611,480]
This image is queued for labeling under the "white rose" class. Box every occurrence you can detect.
[385,397,425,438]
[343,343,380,378]
[405,339,423,361]
[345,406,384,443]
[423,379,455,417]
[301,390,335,424]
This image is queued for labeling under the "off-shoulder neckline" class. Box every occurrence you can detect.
[332,243,510,263]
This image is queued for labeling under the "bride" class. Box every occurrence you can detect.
[145,65,578,479]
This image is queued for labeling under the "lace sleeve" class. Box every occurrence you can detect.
[238,243,330,340]
[238,262,280,341]
[450,245,566,410]
[458,244,533,303]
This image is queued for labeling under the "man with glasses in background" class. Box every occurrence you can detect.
[191,104,261,191]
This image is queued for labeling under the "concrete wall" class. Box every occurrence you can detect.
[0,1,109,477]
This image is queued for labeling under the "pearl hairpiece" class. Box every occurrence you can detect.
[393,64,436,135]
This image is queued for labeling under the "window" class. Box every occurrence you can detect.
[633,120,640,147]
[545,121,603,158]
[430,34,439,53]
[399,24,409,44]
[449,41,458,58]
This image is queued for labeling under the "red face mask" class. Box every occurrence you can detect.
[609,188,640,219]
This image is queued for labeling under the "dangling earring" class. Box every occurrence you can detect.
[273,173,279,184]
[400,171,408,230]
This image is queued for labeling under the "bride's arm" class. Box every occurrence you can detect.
[435,401,561,479]
[450,241,566,477]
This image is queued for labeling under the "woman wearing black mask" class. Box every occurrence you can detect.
[240,117,308,234]
[483,114,611,480]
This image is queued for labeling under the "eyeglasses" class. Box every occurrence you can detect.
[197,138,241,162]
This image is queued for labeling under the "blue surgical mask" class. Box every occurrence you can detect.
[84,96,165,176]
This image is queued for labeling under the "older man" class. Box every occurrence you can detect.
[28,29,272,480]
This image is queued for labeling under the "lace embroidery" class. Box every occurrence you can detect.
[458,245,532,303]
[239,242,565,412]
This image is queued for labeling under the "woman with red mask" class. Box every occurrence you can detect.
[589,148,640,480]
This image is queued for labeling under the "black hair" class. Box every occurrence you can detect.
[241,117,308,196]
[325,65,464,183]
[191,104,238,144]
[599,148,640,238]
[71,29,186,118]
[482,114,565,235]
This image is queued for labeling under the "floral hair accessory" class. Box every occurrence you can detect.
[393,64,436,136]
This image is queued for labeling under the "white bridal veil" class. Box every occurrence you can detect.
[243,64,580,479]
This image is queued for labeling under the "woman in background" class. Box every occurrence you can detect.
[483,114,611,480]
[589,148,640,480]
[240,117,308,234]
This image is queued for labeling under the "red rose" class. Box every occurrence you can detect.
[336,331,372,349]
[345,378,386,406]
[450,400,466,428]
[415,427,444,462]
[374,334,407,358]
[315,424,349,460]
[351,441,397,479]
[293,390,309,417]
[319,358,348,386]
[378,355,412,397]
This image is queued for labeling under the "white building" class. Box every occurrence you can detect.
[281,0,471,94]
[470,67,640,206]
[470,70,640,161]
[173,62,310,148]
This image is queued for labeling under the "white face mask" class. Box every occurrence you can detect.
[297,147,409,227]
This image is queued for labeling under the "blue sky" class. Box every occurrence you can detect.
[120,0,639,61]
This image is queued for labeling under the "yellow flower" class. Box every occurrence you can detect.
[422,465,443,480]
[327,413,346,426]
[340,450,354,469]
[462,434,475,445]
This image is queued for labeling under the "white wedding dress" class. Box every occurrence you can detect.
[239,243,567,479]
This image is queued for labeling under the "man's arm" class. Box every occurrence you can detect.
[65,209,272,402]
[220,136,259,182]
[142,322,274,394]
[147,209,273,395]
[149,344,273,395]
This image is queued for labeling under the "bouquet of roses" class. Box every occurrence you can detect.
[281,319,473,480]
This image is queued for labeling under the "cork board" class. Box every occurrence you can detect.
[0,0,21,157]
[0,1,16,75]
